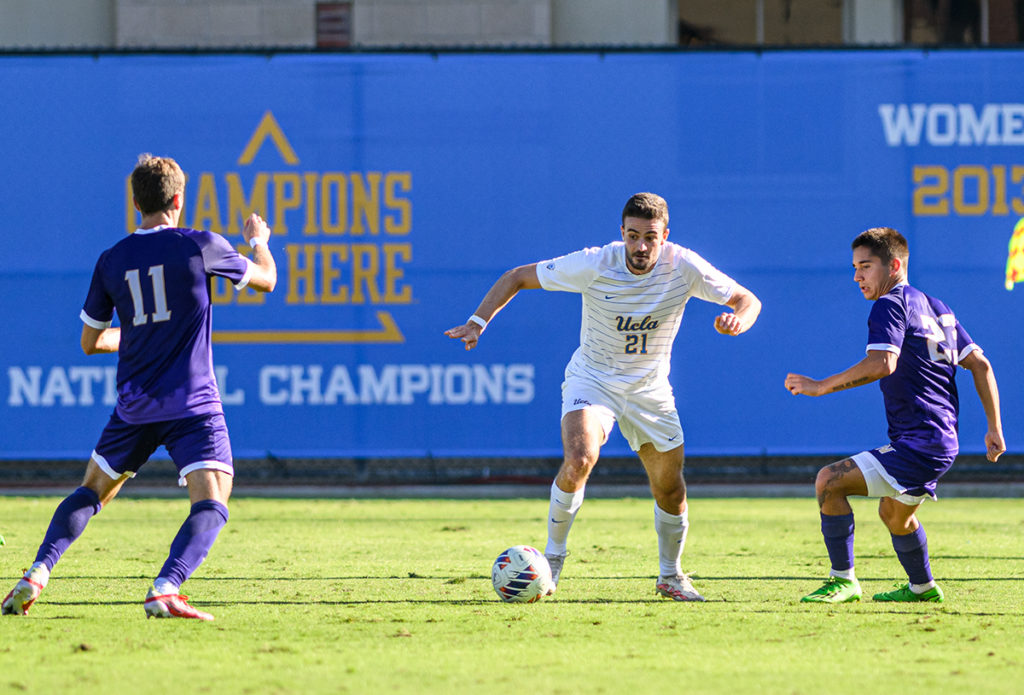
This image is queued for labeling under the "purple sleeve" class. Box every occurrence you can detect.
[866,295,905,354]
[81,252,114,328]
[954,319,980,361]
[191,231,251,287]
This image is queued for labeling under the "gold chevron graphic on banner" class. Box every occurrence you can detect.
[238,111,299,165]
[213,311,405,344]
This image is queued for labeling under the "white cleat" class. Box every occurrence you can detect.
[144,588,215,621]
[2,577,45,616]
[656,574,706,602]
[2,565,49,616]
[544,553,567,596]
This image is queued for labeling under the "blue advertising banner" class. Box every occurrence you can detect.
[1,50,1020,458]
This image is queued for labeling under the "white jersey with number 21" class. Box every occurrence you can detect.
[536,240,736,392]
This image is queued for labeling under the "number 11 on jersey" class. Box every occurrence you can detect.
[125,265,172,326]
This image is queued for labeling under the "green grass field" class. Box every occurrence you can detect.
[1,495,1022,694]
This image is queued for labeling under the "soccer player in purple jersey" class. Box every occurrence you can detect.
[785,227,1005,604]
[2,155,277,621]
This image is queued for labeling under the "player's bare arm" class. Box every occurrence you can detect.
[444,263,542,350]
[785,349,896,397]
[81,324,120,355]
[959,350,1006,462]
[241,213,277,292]
[714,285,761,336]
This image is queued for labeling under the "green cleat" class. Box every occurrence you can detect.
[800,576,862,603]
[872,583,944,602]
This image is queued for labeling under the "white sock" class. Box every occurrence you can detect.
[545,482,585,557]
[654,505,688,578]
[153,578,179,596]
[26,562,50,587]
[829,568,856,581]
[910,580,936,593]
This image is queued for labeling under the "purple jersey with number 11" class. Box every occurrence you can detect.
[81,226,253,424]
[867,283,980,459]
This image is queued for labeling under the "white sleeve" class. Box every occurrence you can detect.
[681,249,737,305]
[535,247,603,293]
[235,256,254,290]
[80,309,112,330]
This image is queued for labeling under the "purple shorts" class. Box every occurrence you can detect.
[92,411,234,487]
[859,440,955,500]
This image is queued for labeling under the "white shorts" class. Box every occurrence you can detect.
[560,375,683,452]
[851,450,933,506]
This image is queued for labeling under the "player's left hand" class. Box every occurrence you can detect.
[784,373,823,397]
[444,323,482,351]
[984,430,1006,462]
[714,312,743,335]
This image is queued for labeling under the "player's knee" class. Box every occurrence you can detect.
[650,468,685,494]
[651,478,685,507]
[881,514,914,534]
[878,503,915,533]
[813,468,832,497]
[814,467,847,507]
[560,452,597,481]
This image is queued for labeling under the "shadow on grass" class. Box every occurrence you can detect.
[28,599,1022,617]
[42,573,1024,582]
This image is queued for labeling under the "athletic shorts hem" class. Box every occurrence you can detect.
[92,450,137,481]
[851,450,934,505]
[178,460,234,487]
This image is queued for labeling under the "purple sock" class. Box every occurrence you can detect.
[820,512,855,572]
[34,486,102,571]
[156,500,229,588]
[891,525,933,585]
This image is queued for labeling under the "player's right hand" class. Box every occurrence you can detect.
[242,213,271,247]
[444,323,482,351]
[784,373,823,397]
[985,430,1006,462]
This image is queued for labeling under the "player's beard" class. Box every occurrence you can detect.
[627,252,653,273]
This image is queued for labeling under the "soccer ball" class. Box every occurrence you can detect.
[491,545,553,603]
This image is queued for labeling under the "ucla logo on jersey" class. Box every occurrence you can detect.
[615,315,659,332]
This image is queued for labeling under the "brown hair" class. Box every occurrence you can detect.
[852,227,908,266]
[621,192,669,226]
[131,154,185,215]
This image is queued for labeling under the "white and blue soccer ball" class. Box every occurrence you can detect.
[491,545,553,603]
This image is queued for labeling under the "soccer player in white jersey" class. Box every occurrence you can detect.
[445,193,761,601]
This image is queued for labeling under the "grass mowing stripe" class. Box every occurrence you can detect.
[1,497,1022,694]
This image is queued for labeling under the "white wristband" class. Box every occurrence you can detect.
[249,237,267,249]
[468,314,487,331]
